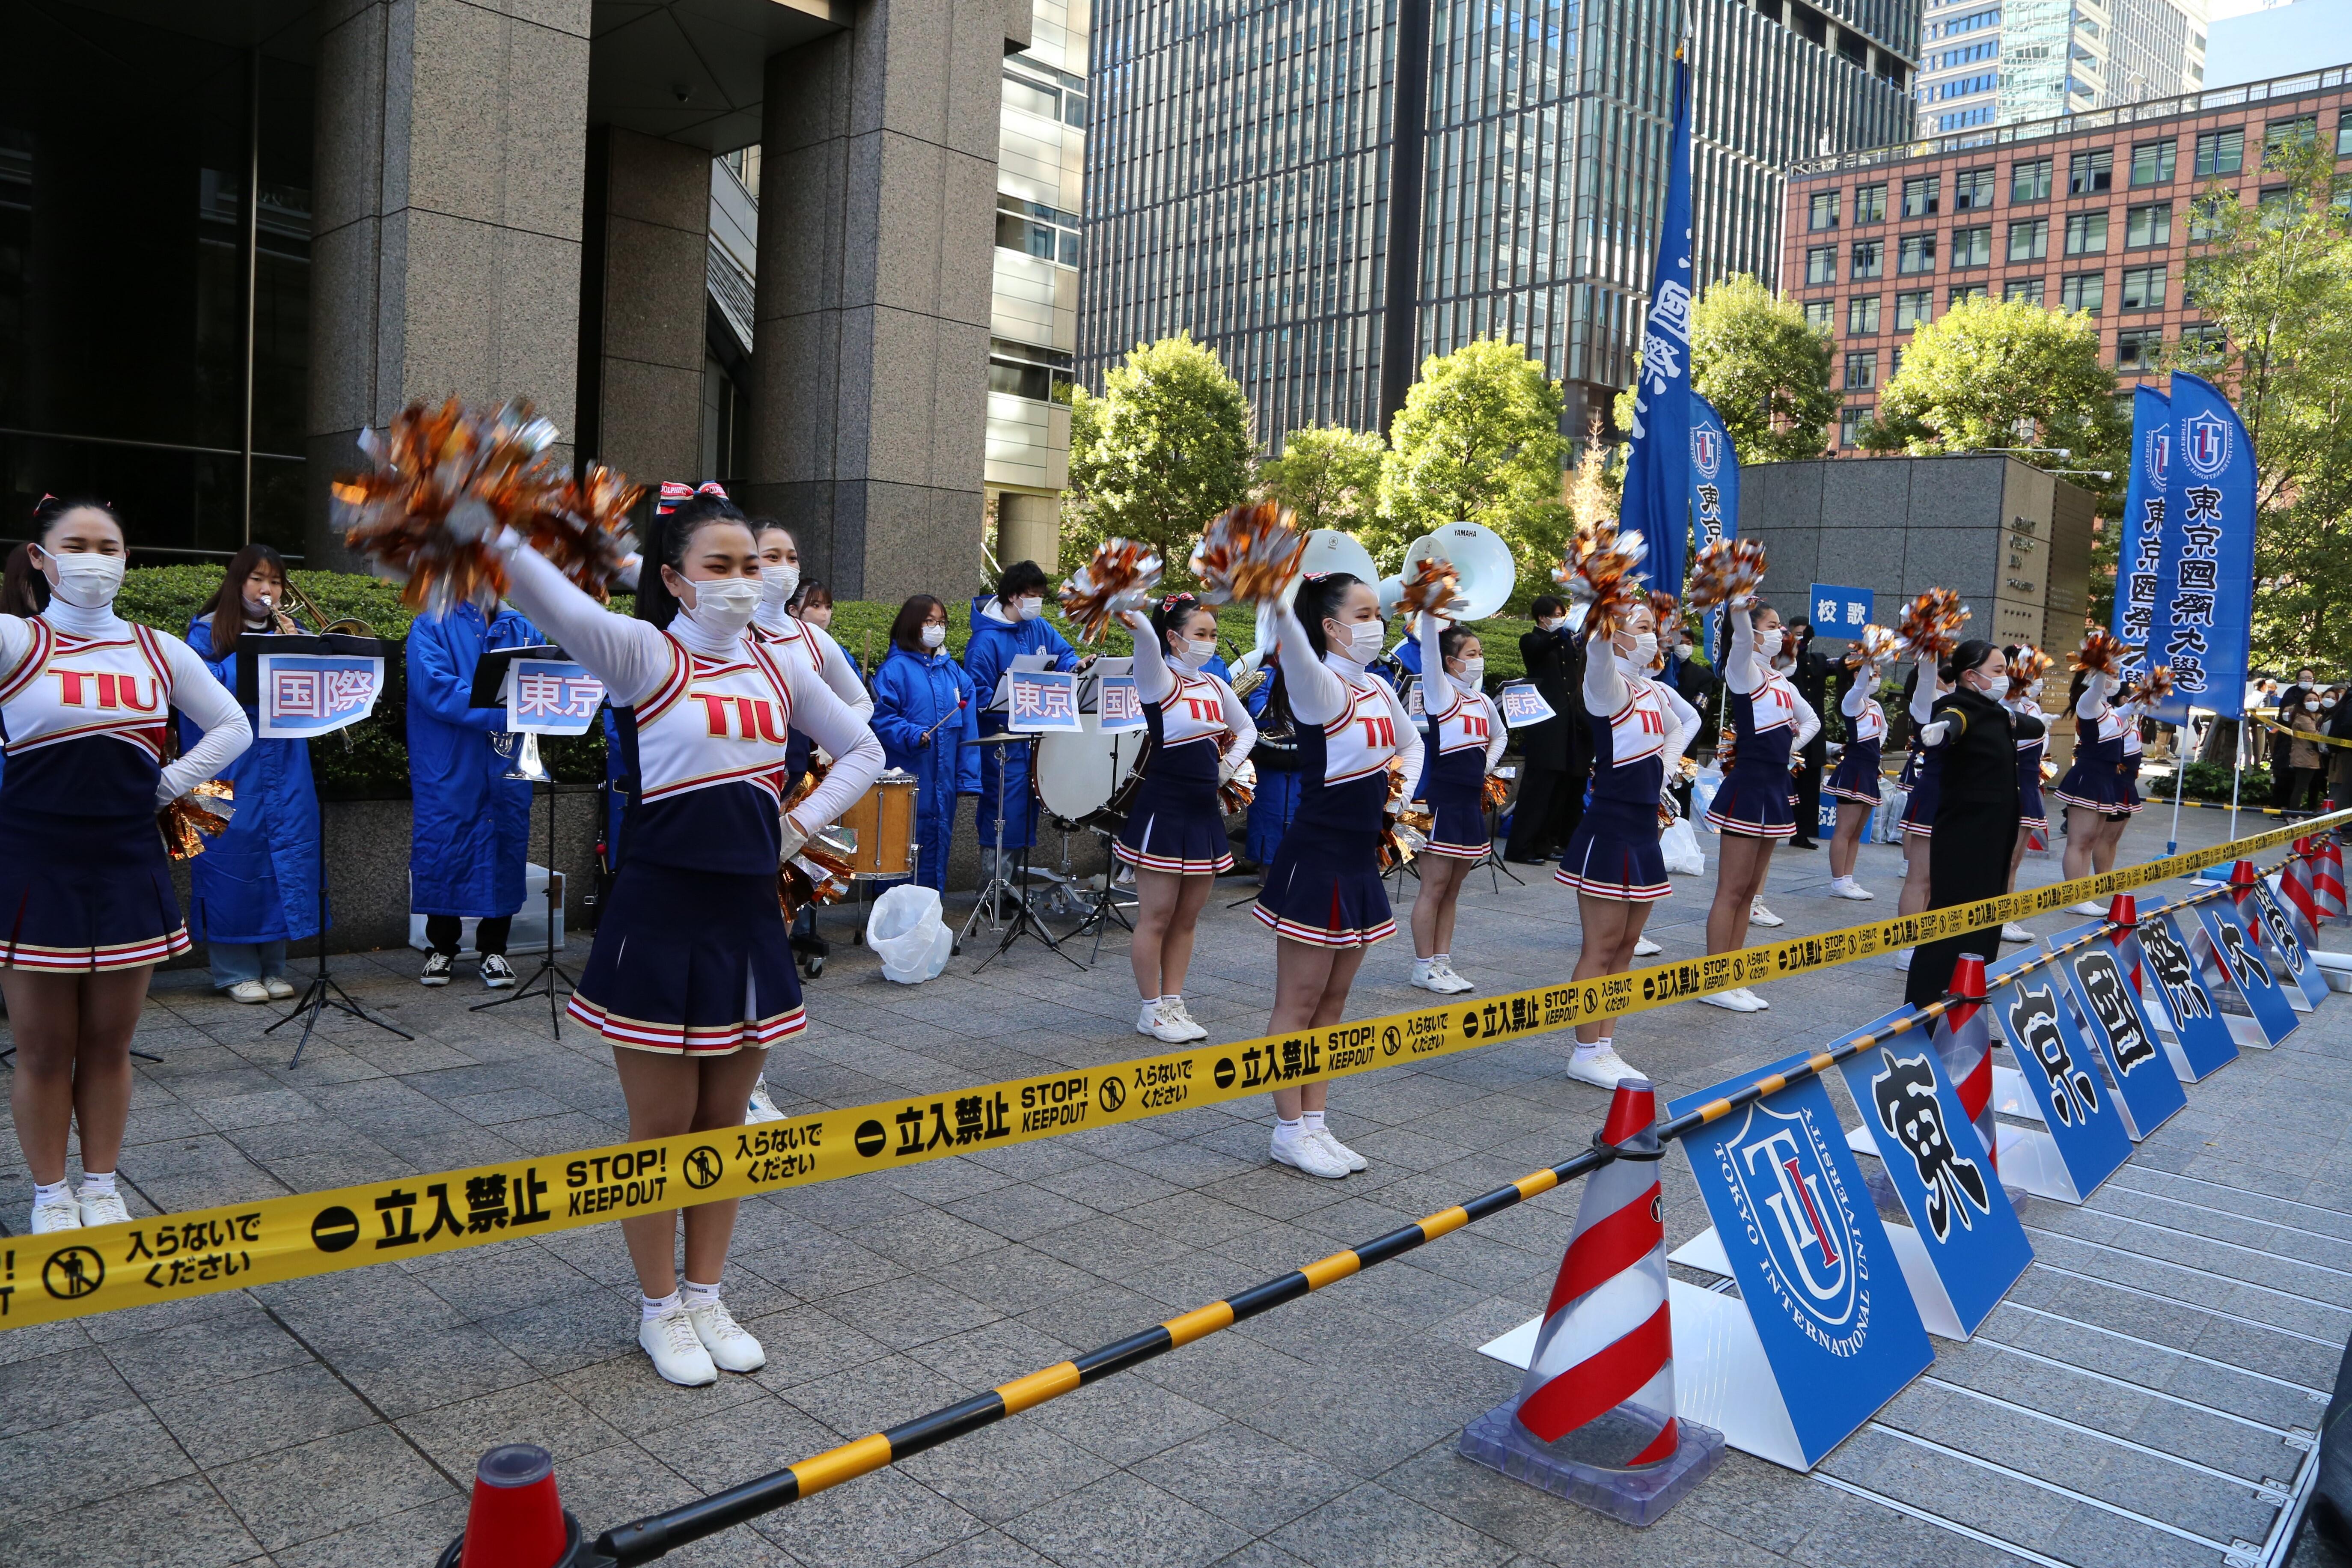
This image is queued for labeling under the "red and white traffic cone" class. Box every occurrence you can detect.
[437,1445,583,1568]
[2105,893,2144,994]
[1934,955,1998,1169]
[2228,859,2260,913]
[2317,836,2347,920]
[2285,840,2327,934]
[1460,1080,1723,1523]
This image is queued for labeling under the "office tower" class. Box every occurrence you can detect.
[1918,0,2209,136]
[1082,0,1919,448]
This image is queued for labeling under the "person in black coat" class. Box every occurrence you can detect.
[1504,596,1588,863]
[1905,640,2045,1009]
[1784,619,1837,849]
[2273,666,2319,807]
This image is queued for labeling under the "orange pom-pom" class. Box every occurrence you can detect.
[1552,521,1650,634]
[2071,628,2127,678]
[1894,589,1971,661]
[2006,645,2052,699]
[1059,539,1165,643]
[159,780,235,862]
[1397,556,1466,620]
[1686,538,1767,610]
[335,400,571,616]
[2125,664,2176,704]
[528,464,643,604]
[1190,502,1308,607]
[1844,624,1899,670]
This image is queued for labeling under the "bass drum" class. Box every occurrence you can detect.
[1033,716,1151,833]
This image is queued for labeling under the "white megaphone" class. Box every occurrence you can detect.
[1404,522,1516,622]
[1298,528,1380,584]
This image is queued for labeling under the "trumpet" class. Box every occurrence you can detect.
[259,577,378,637]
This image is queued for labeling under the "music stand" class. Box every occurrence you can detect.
[966,732,1082,971]
[1061,671,1143,965]
[461,644,578,1034]
[238,633,416,1068]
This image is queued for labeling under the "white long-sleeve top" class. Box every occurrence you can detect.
[1269,600,1423,790]
[1659,679,1700,774]
[1121,610,1256,773]
[1726,605,1763,695]
[497,542,882,832]
[1842,666,1878,719]
[0,599,252,804]
[1788,686,1822,753]
[754,602,874,722]
[2077,670,2115,723]
[1415,611,1506,770]
[1909,655,1944,726]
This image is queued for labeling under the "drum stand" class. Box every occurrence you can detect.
[966,735,1082,971]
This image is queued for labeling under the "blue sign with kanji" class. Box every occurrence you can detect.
[1983,951,2134,1197]
[2133,899,2246,1077]
[1807,584,1873,640]
[2044,920,2197,1127]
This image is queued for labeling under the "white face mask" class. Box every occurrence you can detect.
[1454,658,1485,685]
[680,574,761,638]
[2325,697,2338,709]
[1537,617,1563,634]
[920,622,947,650]
[1755,628,1784,661]
[1173,636,1216,670]
[1328,620,1383,663]
[759,562,800,604]
[1623,631,1659,669]
[44,550,125,610]
[2307,700,2321,712]
[1014,595,1044,622]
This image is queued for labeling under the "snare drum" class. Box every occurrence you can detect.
[836,770,920,879]
[1033,715,1150,832]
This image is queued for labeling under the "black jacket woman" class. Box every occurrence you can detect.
[1905,640,2045,1009]
[1502,597,1586,862]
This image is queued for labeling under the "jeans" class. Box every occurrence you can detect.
[210,940,290,991]
[425,914,513,957]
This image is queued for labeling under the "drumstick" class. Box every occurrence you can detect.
[916,693,969,747]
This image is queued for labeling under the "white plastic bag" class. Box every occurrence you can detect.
[1660,816,1706,876]
[1689,766,1724,829]
[868,884,952,984]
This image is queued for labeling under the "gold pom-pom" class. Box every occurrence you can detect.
[160,780,235,861]
[2006,645,2052,699]
[335,400,571,616]
[1844,624,1900,670]
[1686,538,1768,610]
[1552,521,1650,634]
[1059,539,1165,644]
[1648,590,1681,672]
[1397,556,1466,620]
[2071,628,2127,678]
[1894,589,1971,661]
[778,832,857,919]
[2125,664,2176,704]
[1219,757,1258,817]
[1189,502,1308,607]
[529,464,643,604]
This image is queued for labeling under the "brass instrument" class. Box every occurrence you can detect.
[263,576,378,637]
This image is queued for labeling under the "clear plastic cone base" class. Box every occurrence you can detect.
[1459,1395,1725,1526]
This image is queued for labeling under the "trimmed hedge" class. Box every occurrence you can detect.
[2147,760,2275,802]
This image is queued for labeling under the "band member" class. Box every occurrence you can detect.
[1906,641,2040,1007]
[871,596,980,893]
[1503,596,1585,863]
[1892,655,1949,969]
[182,545,324,1000]
[2053,666,2133,913]
[2001,649,2052,942]
[1556,598,1676,1088]
[2,497,252,1233]
[1699,598,1819,1011]
[1825,644,1890,900]
[1254,572,1420,1180]
[407,590,543,988]
[1406,608,1506,993]
[491,494,883,1387]
[1240,660,1301,875]
[1115,593,1255,1042]
[962,561,1079,876]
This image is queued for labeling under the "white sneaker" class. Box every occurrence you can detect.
[480,954,518,989]
[637,1304,717,1387]
[1136,999,1194,1044]
[264,976,297,1000]
[745,1077,786,1124]
[1428,962,1475,994]
[1409,959,1448,993]
[684,1297,767,1373]
[1271,1124,1350,1179]
[78,1188,129,1228]
[1566,1047,1641,1089]
[2001,922,2033,943]
[1313,1128,1367,1172]
[2070,900,2108,917]
[1698,988,1765,1013]
[29,1189,81,1234]
[1829,877,1875,901]
[1160,997,1210,1041]
[1749,898,1784,928]
[224,980,270,1004]
[1633,935,1664,956]
[1894,948,1913,971]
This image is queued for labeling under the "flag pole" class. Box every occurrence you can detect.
[2166,711,2189,854]
[2228,709,2245,841]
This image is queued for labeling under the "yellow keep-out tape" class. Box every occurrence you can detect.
[2260,718,2352,751]
[4,809,2344,1332]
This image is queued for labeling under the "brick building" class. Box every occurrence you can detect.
[1781,63,2351,450]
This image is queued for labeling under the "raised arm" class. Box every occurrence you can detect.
[1725,603,1760,695]
[1582,622,1627,720]
[1214,675,1258,774]
[157,637,253,802]
[494,537,673,706]
[1841,668,1874,718]
[1121,609,1175,703]
[1269,600,1347,726]
[1415,612,1459,716]
[1908,654,1941,726]
[2076,669,2113,721]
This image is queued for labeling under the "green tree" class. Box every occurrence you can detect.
[2179,141,2352,668]
[1064,333,1255,571]
[1259,425,1386,535]
[1861,296,2125,474]
[1376,338,1570,583]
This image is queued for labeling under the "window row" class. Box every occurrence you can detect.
[1806,201,2188,280]
[1808,265,2173,332]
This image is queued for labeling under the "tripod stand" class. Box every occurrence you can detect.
[964,732,1080,970]
[472,744,575,1035]
[268,750,413,1069]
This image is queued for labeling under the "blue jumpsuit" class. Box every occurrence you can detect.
[871,644,980,890]
[961,596,1076,851]
[182,614,324,985]
[406,604,542,920]
[1242,675,1301,866]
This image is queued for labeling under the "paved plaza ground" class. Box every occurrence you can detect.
[3,806,2351,1568]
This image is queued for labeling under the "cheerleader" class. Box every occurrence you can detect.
[1699,599,1820,1011]
[1905,641,2041,1007]
[2,497,252,1234]
[1406,609,1507,993]
[2001,649,2052,943]
[488,494,883,1387]
[2052,665,2132,911]
[1254,572,1421,1180]
[1556,598,1678,1088]
[1824,645,1890,900]
[2111,686,2149,869]
[751,521,874,725]
[1114,594,1255,1042]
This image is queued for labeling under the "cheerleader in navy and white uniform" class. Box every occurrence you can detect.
[489,494,883,1388]
[1254,572,1421,1180]
[1824,646,1890,901]
[2001,650,2052,942]
[1404,608,1507,996]
[1698,599,1819,1012]
[1114,593,1255,1044]
[0,498,252,1234]
[1555,597,1686,1088]
[2053,664,2132,909]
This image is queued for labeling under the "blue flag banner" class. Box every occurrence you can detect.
[2148,372,2255,722]
[1980,952,2134,1205]
[2111,385,2170,678]
[1621,58,1695,600]
[2041,921,2191,1134]
[2123,900,2242,1082]
[1829,1006,2033,1339]
[1692,393,1737,660]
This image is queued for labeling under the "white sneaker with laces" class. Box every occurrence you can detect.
[1160,997,1209,1041]
[29,1189,81,1234]
[1566,1047,1641,1089]
[745,1077,786,1124]
[2070,900,2108,917]
[684,1297,767,1373]
[1429,962,1475,994]
[1136,999,1193,1044]
[1313,1128,1367,1172]
[1894,948,1913,971]
[1698,988,1764,1013]
[637,1304,717,1387]
[1409,959,1449,993]
[225,980,270,1004]
[1742,986,1770,1010]
[78,1189,130,1228]
[480,954,518,989]
[264,976,297,1000]
[1632,935,1663,956]
[1829,877,1875,901]
[1270,1124,1350,1178]
[1749,898,1784,928]
[2001,922,2033,942]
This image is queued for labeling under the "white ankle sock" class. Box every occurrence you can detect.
[80,1171,116,1198]
[1433,953,1451,967]
[681,1278,721,1309]
[33,1178,71,1205]
[1160,995,1181,1006]
[1300,1110,1327,1133]
[641,1288,682,1321]
[1572,1037,1610,1062]
[1275,1116,1303,1135]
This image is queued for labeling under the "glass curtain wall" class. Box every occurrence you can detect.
[0,5,312,560]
